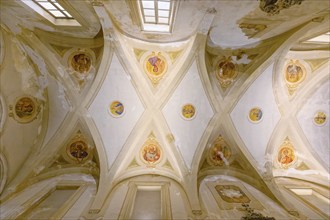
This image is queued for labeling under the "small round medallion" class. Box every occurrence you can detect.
[109,101,125,118]
[181,104,196,120]
[248,107,263,123]
[313,111,327,126]
[13,96,39,123]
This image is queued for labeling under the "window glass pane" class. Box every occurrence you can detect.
[144,9,155,16]
[49,10,65,17]
[39,2,56,10]
[145,16,155,23]
[54,3,64,10]
[142,0,155,9]
[158,17,169,24]
[158,10,169,17]
[158,1,170,10]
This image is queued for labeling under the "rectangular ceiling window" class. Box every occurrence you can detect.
[20,0,80,26]
[32,0,73,19]
[139,0,175,33]
[303,32,330,44]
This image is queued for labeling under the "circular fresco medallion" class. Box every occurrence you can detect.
[144,52,167,77]
[67,140,89,163]
[109,101,125,118]
[278,146,295,168]
[70,53,92,74]
[313,111,327,126]
[181,104,196,120]
[141,143,161,164]
[13,96,39,123]
[208,136,231,166]
[284,60,306,84]
[248,107,263,123]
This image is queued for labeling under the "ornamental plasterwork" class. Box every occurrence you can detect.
[259,0,304,15]
[207,181,263,211]
[8,96,41,124]
[207,136,231,166]
[140,133,162,167]
[284,59,306,96]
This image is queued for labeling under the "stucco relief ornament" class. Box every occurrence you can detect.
[9,96,41,123]
[215,57,238,89]
[140,134,162,166]
[207,136,231,166]
[215,185,250,203]
[284,60,306,95]
[277,137,297,169]
[144,51,167,85]
[259,0,304,15]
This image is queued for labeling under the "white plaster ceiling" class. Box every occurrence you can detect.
[230,63,281,168]
[0,0,329,212]
[297,79,330,170]
[89,53,145,169]
[163,60,214,169]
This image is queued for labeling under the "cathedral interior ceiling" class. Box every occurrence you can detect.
[0,0,329,215]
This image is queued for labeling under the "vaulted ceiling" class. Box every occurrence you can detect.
[0,0,329,216]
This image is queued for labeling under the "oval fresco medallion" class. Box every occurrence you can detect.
[278,146,295,168]
[109,101,125,118]
[313,111,327,126]
[181,104,196,120]
[67,140,89,163]
[144,52,167,77]
[284,60,306,84]
[141,142,161,165]
[207,136,231,166]
[13,96,39,123]
[70,52,92,74]
[216,57,238,88]
[248,107,263,123]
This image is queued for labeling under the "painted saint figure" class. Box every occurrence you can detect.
[142,144,161,163]
[278,147,294,165]
[71,53,92,74]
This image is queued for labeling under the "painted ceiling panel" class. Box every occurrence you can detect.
[230,64,281,168]
[297,79,330,169]
[42,75,70,147]
[89,53,144,169]
[163,60,214,169]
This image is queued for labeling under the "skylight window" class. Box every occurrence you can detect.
[303,32,330,44]
[20,0,80,26]
[32,0,73,19]
[138,0,175,33]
